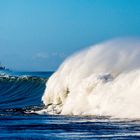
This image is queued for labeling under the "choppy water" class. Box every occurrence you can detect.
[0,70,140,140]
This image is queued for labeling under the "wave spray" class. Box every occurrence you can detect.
[42,38,140,118]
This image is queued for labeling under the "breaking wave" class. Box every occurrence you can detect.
[0,74,47,115]
[42,38,140,119]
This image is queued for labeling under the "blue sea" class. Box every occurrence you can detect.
[0,70,140,140]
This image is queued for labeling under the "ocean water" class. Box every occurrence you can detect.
[0,70,140,140]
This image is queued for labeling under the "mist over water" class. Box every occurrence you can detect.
[42,38,140,118]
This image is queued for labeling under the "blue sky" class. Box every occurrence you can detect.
[0,0,140,71]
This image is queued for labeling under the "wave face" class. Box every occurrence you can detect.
[0,72,51,115]
[42,38,140,118]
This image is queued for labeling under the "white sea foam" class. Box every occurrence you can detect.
[42,37,140,119]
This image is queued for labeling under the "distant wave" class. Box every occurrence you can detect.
[42,37,140,119]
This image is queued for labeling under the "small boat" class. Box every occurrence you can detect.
[0,63,5,70]
[0,62,9,71]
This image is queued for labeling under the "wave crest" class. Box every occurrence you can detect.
[42,38,140,118]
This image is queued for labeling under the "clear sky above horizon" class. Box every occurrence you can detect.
[0,0,140,71]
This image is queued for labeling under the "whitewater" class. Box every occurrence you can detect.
[42,38,140,119]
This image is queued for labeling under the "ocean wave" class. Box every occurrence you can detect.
[42,38,140,119]
[0,74,47,81]
[0,74,47,113]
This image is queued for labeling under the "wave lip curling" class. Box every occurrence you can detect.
[42,38,140,119]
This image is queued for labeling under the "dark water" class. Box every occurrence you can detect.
[0,70,140,140]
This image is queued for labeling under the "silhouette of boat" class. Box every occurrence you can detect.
[0,62,9,70]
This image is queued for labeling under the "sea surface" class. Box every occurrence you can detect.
[0,70,140,140]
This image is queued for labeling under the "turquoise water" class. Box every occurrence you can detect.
[0,70,140,140]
